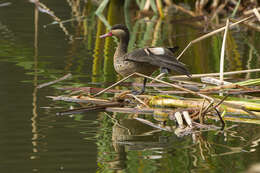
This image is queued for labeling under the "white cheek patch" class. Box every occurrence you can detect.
[112,29,125,36]
[148,47,165,55]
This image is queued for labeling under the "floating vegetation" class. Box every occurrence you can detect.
[47,67,260,135]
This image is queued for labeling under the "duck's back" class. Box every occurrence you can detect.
[114,47,190,77]
[114,48,158,77]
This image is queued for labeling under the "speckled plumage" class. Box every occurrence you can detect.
[103,24,190,78]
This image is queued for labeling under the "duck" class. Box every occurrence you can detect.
[100,24,191,94]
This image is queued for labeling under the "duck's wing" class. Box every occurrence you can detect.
[167,46,179,54]
[125,47,191,77]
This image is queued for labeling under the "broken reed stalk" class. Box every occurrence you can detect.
[176,15,254,60]
[219,18,229,95]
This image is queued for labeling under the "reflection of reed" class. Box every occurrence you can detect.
[92,19,105,83]
[31,3,39,160]
[250,137,260,152]
[30,0,72,39]
[67,0,81,19]
[242,34,260,79]
[190,133,212,163]
[226,32,242,72]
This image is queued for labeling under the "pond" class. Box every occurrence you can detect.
[0,0,260,172]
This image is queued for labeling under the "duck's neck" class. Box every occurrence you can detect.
[114,35,129,59]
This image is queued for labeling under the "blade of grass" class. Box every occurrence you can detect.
[230,0,241,17]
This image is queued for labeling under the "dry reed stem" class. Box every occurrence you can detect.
[253,8,260,22]
[176,15,255,60]
[156,0,164,18]
[220,18,230,89]
[143,0,150,11]
[169,68,260,79]
[244,7,260,15]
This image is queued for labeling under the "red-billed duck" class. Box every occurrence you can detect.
[100,24,191,94]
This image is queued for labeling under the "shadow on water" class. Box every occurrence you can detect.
[0,0,260,173]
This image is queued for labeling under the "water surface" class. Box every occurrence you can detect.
[0,1,260,173]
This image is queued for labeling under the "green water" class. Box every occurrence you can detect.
[0,0,259,172]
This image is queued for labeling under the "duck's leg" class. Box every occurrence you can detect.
[131,78,147,95]
[160,67,170,74]
[151,67,169,82]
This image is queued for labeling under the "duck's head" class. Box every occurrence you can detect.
[100,24,129,40]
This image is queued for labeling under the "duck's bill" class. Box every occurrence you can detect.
[100,32,113,38]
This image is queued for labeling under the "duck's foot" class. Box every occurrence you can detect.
[131,89,145,95]
[131,78,147,95]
